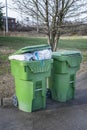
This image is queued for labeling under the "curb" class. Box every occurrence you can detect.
[0,97,13,107]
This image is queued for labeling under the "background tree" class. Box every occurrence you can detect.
[0,2,3,30]
[12,0,87,51]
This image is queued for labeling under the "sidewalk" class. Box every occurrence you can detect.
[0,72,87,130]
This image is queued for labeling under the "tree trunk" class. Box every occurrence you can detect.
[53,31,60,51]
[48,31,60,52]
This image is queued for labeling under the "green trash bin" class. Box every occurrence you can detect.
[9,45,53,112]
[50,50,82,102]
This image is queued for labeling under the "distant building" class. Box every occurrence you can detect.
[3,16,16,31]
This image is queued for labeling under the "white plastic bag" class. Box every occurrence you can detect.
[33,49,52,60]
[9,53,33,61]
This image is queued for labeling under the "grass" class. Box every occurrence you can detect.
[0,36,87,50]
[59,37,87,51]
[0,36,87,75]
[0,36,47,50]
[82,52,87,61]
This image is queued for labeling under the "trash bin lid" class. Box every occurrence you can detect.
[14,44,51,54]
[52,50,81,59]
[52,50,82,67]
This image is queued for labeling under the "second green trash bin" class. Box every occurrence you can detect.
[50,50,82,102]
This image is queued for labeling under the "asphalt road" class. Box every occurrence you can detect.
[0,72,87,130]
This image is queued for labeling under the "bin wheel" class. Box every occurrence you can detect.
[12,95,18,107]
[46,88,52,98]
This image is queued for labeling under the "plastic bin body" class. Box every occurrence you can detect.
[10,45,52,112]
[12,59,52,112]
[50,51,82,102]
[15,78,46,112]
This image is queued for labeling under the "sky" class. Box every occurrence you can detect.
[1,0,21,20]
[1,0,87,23]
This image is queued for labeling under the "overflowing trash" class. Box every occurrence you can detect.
[9,49,52,61]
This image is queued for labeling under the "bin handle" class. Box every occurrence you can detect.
[35,88,42,92]
[69,81,74,84]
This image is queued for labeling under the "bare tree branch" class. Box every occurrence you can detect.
[12,0,87,51]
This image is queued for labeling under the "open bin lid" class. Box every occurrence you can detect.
[13,44,51,55]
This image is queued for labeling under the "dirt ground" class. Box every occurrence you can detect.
[0,47,15,98]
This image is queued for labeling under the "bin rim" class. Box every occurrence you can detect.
[10,58,53,63]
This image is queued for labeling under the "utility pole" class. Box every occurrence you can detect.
[36,0,39,33]
[5,0,8,33]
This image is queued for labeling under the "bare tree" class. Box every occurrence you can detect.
[0,2,4,30]
[12,0,87,51]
